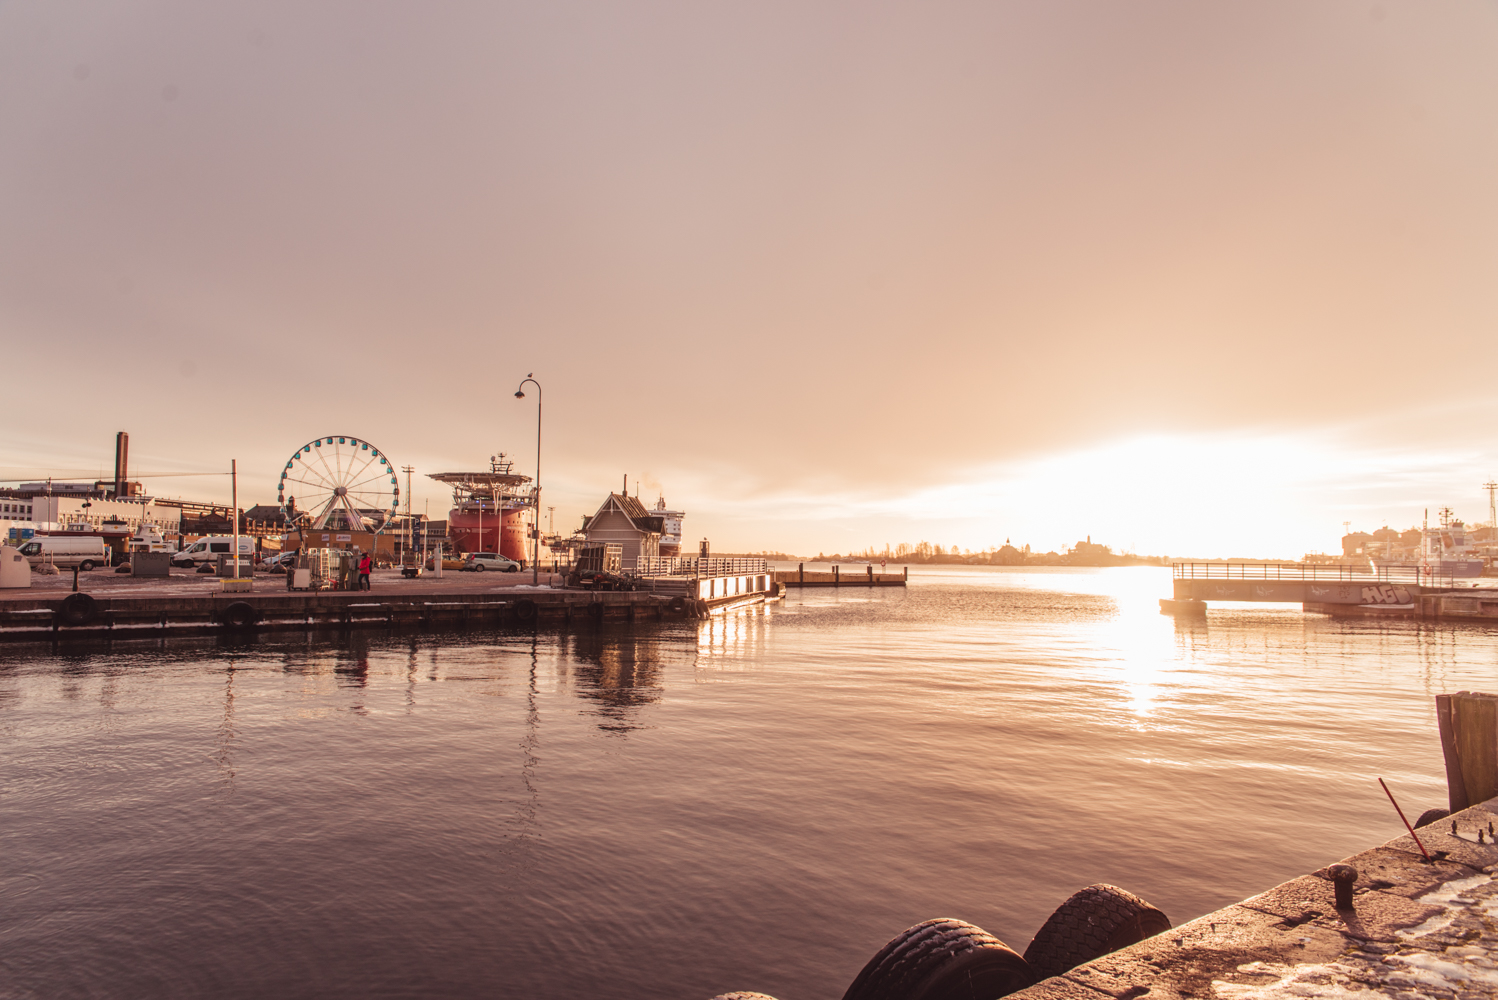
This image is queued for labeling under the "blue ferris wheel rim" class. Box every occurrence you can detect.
[277,434,399,534]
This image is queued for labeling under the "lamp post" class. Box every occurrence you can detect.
[514,374,542,585]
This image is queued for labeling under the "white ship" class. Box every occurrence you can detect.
[651,496,685,558]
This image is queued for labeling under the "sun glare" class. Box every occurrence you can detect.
[879,432,1477,559]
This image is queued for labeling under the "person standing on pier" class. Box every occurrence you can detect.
[358,552,372,591]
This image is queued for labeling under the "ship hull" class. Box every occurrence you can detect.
[448,506,528,563]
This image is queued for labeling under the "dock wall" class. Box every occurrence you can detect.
[1174,578,1415,606]
[1012,797,1498,1000]
[0,575,781,642]
[1304,592,1498,622]
[774,568,907,588]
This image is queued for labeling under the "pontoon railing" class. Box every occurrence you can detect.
[636,556,769,578]
[1170,562,1450,586]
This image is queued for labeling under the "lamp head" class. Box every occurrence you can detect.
[514,390,525,399]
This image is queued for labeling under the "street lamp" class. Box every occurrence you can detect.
[514,374,542,585]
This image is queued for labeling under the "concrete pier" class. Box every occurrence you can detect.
[1167,563,1498,623]
[775,565,908,588]
[1012,798,1498,999]
[0,567,779,641]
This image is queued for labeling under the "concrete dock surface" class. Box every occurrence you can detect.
[0,566,566,601]
[1014,798,1498,999]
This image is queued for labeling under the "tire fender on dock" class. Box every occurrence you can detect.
[587,602,605,620]
[1023,884,1171,981]
[222,601,261,629]
[841,918,1035,1000]
[58,592,99,626]
[515,599,537,621]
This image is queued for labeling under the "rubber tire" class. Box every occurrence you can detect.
[504,565,518,573]
[1415,808,1451,828]
[515,599,537,621]
[587,602,605,620]
[1022,885,1171,981]
[179,560,194,569]
[841,918,1035,1000]
[473,564,485,572]
[223,601,260,629]
[669,596,687,613]
[78,560,95,572]
[59,592,99,626]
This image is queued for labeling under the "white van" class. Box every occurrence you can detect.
[171,536,255,568]
[18,535,109,571]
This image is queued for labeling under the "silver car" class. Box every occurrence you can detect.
[463,552,521,573]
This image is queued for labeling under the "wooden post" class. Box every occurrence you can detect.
[1437,691,1498,810]
[833,564,839,586]
[1452,692,1498,807]
[799,562,804,585]
[1436,693,1471,812]
[903,565,908,582]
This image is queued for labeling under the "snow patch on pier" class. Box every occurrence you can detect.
[1214,872,1498,999]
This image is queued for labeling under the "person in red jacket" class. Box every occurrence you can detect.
[358,552,372,590]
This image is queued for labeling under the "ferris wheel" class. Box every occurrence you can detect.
[278,435,400,534]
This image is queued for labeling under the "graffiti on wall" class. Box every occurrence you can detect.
[1359,584,1412,605]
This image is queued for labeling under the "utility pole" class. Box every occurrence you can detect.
[231,459,239,580]
[1485,480,1497,537]
[402,465,414,566]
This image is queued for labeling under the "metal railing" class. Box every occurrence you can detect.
[1170,562,1449,585]
[636,556,769,578]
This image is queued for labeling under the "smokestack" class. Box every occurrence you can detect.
[623,474,627,496]
[114,432,129,497]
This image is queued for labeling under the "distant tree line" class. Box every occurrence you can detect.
[803,539,1168,567]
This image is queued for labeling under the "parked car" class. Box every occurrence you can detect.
[262,551,298,573]
[462,552,521,573]
[17,535,109,571]
[171,536,255,568]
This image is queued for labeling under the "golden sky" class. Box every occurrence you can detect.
[3,1,1497,556]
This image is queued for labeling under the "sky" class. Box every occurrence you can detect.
[3,0,1498,557]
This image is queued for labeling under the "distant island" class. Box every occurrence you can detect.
[721,539,1172,568]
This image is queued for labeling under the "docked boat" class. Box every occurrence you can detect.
[428,454,535,564]
[1370,509,1484,578]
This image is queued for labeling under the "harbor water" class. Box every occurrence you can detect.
[1,566,1488,999]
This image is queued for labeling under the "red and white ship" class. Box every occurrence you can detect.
[428,455,535,563]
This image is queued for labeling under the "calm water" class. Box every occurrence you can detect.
[2,566,1493,999]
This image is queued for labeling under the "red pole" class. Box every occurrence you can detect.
[1379,777,1432,862]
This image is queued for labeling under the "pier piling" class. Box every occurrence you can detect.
[1437,692,1498,811]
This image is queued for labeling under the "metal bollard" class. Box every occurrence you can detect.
[1328,864,1358,910]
